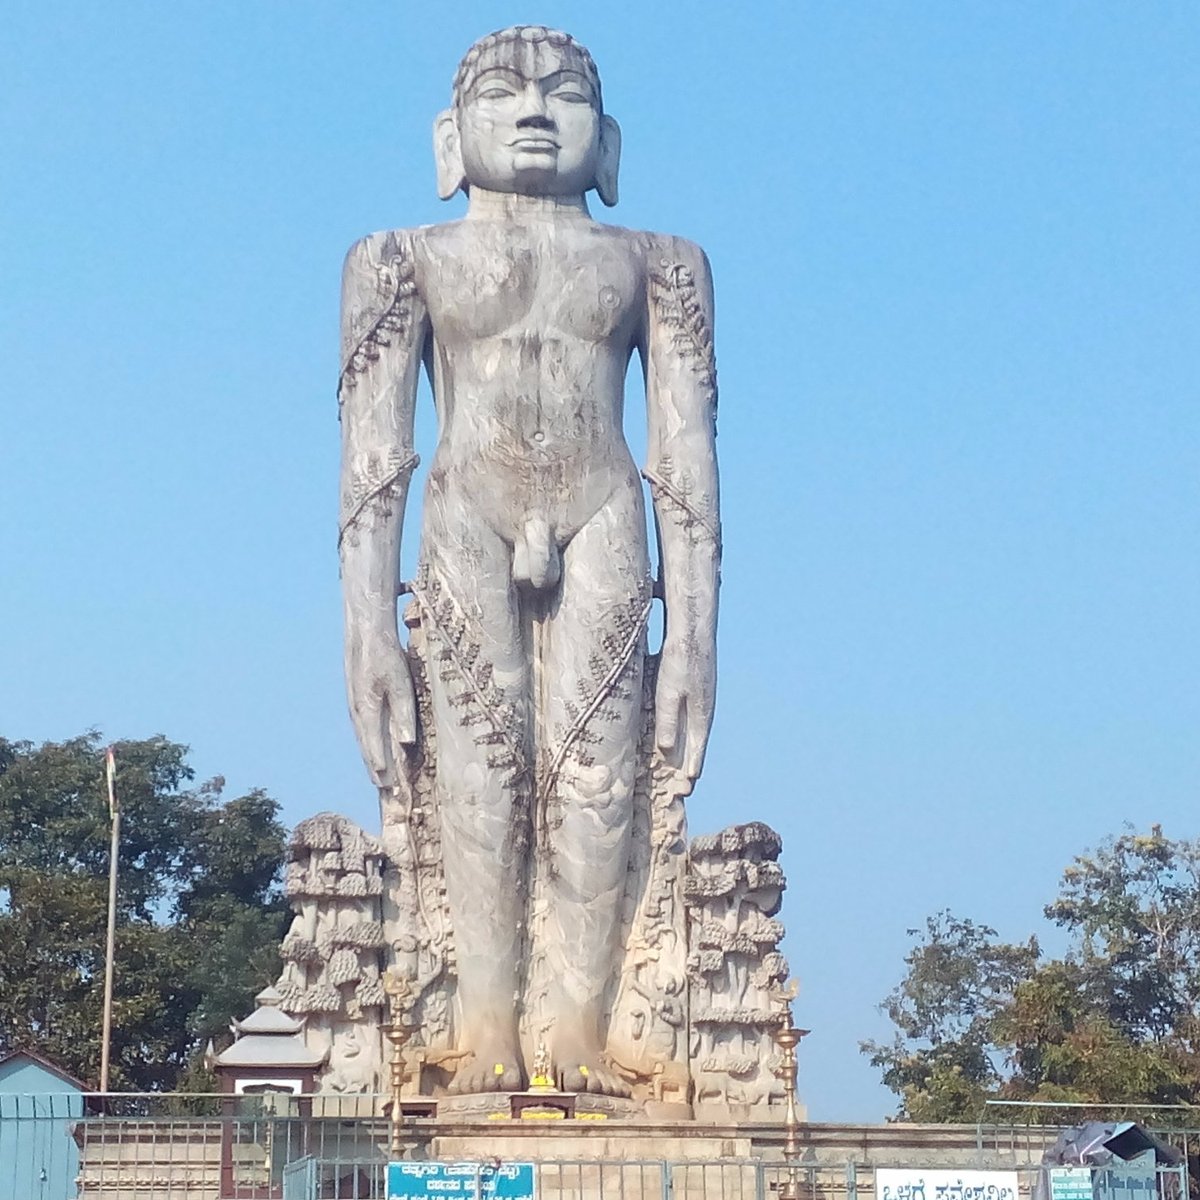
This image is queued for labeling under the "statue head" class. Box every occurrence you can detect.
[435,26,621,207]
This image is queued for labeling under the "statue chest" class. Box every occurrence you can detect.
[419,234,642,346]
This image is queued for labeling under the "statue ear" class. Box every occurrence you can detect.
[433,109,465,201]
[594,114,621,207]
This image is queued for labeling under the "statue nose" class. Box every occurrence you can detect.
[515,85,555,128]
[516,113,556,132]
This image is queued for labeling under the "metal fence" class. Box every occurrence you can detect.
[278,1159,1190,1200]
[0,1093,1191,1200]
[1,1092,403,1200]
[287,1159,850,1200]
[979,1102,1200,1168]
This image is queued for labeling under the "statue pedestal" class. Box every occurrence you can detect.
[509,1091,577,1119]
[434,1090,643,1123]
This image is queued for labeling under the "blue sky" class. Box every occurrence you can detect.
[2,2,1197,1121]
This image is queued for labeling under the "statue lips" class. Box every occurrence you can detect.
[510,135,559,154]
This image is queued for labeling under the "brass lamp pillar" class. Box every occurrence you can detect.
[382,970,416,1158]
[771,981,810,1200]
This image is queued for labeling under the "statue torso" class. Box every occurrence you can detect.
[417,218,644,347]
[411,218,650,546]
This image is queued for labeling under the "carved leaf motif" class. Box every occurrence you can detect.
[339,243,417,395]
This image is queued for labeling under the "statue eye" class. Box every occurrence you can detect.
[552,88,590,104]
[478,85,515,100]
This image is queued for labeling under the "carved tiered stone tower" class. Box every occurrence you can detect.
[275,815,388,1092]
[686,824,791,1117]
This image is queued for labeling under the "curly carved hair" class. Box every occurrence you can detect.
[452,26,603,112]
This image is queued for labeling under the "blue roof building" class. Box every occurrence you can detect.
[0,1049,85,1200]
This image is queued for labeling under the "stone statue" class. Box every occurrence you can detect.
[336,26,720,1099]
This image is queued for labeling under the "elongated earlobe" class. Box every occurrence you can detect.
[433,110,466,200]
[595,114,621,207]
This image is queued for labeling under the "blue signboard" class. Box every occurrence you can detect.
[388,1162,536,1200]
[1094,1164,1157,1200]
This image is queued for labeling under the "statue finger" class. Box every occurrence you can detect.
[683,730,708,781]
[350,692,391,784]
[388,687,417,746]
[656,688,682,756]
[684,698,714,779]
[364,719,394,787]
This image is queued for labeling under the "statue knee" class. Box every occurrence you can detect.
[437,759,489,802]
[557,756,635,821]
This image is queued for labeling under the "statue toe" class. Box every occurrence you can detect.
[559,1060,630,1097]
[449,1053,523,1094]
[561,1064,588,1092]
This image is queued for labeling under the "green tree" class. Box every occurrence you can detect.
[995,959,1189,1106]
[1045,826,1200,1049]
[861,911,1039,1121]
[0,732,289,1090]
[998,827,1200,1107]
[864,827,1200,1120]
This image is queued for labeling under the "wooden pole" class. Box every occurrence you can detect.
[99,749,120,1093]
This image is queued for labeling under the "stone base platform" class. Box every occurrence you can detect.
[432,1124,752,1162]
[318,1091,1059,1168]
[74,1113,1061,1200]
[382,1089,796,1127]
[417,1115,1058,1167]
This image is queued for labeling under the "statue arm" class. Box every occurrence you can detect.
[338,230,429,785]
[641,235,721,785]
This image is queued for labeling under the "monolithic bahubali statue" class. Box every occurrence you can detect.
[333,25,721,1102]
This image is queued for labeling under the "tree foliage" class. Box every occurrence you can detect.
[0,732,289,1090]
[864,827,1200,1120]
[861,912,1038,1122]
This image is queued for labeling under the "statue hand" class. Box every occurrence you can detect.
[346,622,417,787]
[654,638,716,783]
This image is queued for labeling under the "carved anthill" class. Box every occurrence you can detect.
[685,822,790,1115]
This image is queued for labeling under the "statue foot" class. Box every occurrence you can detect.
[448,1047,524,1094]
[558,1051,632,1097]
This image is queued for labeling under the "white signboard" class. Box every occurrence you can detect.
[876,1169,1021,1200]
[1049,1167,1094,1200]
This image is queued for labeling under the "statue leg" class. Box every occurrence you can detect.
[416,522,528,1094]
[540,489,650,1096]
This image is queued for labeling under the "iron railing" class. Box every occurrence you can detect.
[0,1091,409,1199]
[978,1101,1200,1168]
[277,1159,1189,1200]
[0,1092,1191,1200]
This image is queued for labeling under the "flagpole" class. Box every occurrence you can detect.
[100,748,120,1094]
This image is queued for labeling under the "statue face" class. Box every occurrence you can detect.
[456,40,602,198]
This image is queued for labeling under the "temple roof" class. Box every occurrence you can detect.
[215,985,326,1071]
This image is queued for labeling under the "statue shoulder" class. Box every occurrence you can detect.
[344,221,472,287]
[340,228,430,372]
[342,227,427,282]
[637,231,714,285]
